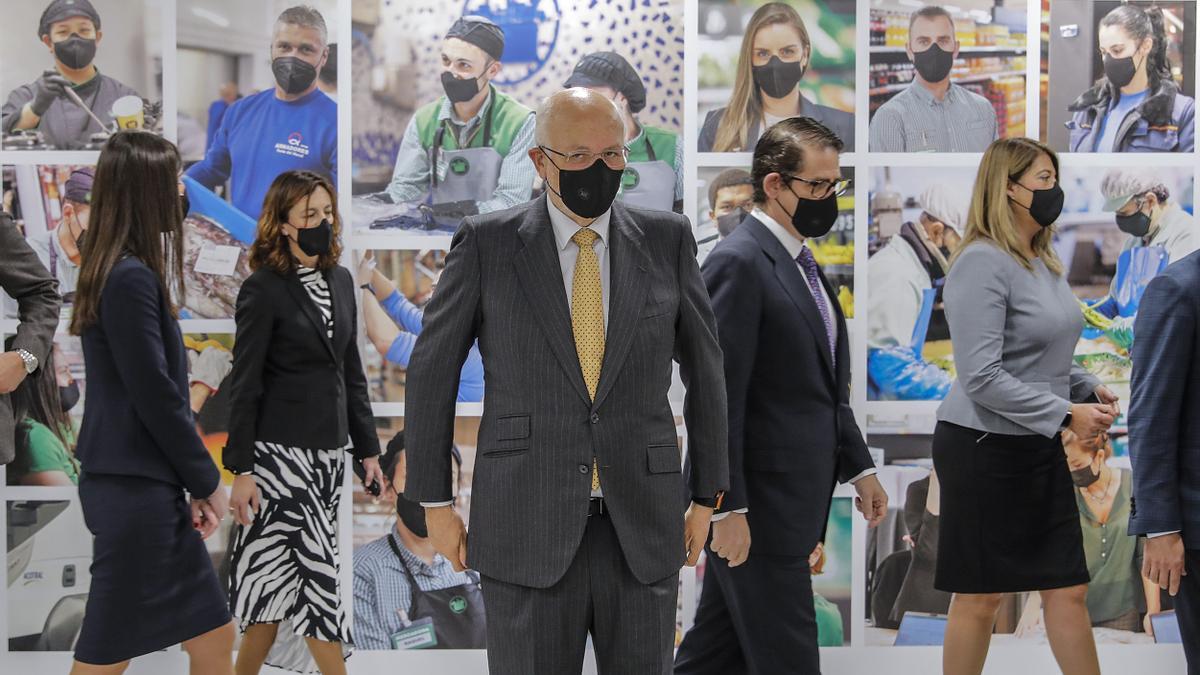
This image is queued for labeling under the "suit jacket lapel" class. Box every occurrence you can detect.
[745,217,835,384]
[592,203,650,410]
[513,196,592,406]
[285,270,336,360]
[326,268,351,359]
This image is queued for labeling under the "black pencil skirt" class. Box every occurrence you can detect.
[74,472,231,665]
[931,421,1089,594]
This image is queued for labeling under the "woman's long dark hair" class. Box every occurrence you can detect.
[4,337,71,485]
[1101,4,1172,92]
[69,132,186,336]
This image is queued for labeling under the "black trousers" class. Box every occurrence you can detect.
[1177,549,1200,675]
[480,511,677,675]
[675,543,819,675]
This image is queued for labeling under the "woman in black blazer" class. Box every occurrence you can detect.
[68,132,235,673]
[224,170,383,675]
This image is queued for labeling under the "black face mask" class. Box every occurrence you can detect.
[1103,52,1141,90]
[272,56,318,95]
[59,382,80,413]
[752,56,805,100]
[53,35,96,70]
[442,70,483,104]
[912,43,954,83]
[293,218,333,257]
[541,150,624,219]
[1115,200,1152,237]
[716,207,748,237]
[778,179,839,238]
[395,493,428,538]
[1010,182,1065,228]
[1070,465,1101,488]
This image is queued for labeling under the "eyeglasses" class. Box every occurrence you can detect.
[782,175,852,199]
[540,145,630,170]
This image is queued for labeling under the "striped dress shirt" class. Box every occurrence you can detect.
[869,81,997,153]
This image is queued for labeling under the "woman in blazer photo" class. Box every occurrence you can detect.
[933,137,1118,675]
[68,131,234,674]
[224,170,384,675]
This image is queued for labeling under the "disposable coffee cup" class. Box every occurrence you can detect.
[112,96,144,130]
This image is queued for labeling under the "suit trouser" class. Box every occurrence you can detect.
[480,509,677,675]
[674,542,819,675]
[1176,549,1200,675]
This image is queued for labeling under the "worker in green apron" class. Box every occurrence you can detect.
[564,51,683,213]
[384,15,536,217]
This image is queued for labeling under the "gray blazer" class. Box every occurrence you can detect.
[1,213,61,464]
[937,241,1100,438]
[404,194,729,588]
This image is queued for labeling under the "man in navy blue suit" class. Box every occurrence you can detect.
[675,116,888,675]
[1130,251,1200,674]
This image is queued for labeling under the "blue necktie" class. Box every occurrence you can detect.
[796,246,836,367]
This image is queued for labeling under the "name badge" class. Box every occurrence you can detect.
[389,616,438,650]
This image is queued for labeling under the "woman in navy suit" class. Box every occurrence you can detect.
[67,131,235,673]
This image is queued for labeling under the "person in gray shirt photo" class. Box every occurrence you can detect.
[869,6,998,153]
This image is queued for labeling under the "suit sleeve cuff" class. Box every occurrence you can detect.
[848,468,878,484]
[711,508,748,522]
[1148,531,1182,538]
[420,501,455,508]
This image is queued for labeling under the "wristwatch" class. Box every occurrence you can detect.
[1060,409,1073,432]
[14,349,37,375]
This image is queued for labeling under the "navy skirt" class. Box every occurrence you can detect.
[74,472,231,665]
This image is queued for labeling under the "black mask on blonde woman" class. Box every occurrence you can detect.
[1010,182,1065,228]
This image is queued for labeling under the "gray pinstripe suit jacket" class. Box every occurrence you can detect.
[404,194,729,588]
[1,213,60,466]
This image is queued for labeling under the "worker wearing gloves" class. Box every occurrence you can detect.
[564,51,684,213]
[383,15,535,217]
[1084,169,1199,350]
[2,0,140,150]
[867,183,967,400]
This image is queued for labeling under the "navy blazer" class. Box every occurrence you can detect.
[697,214,874,557]
[76,257,220,497]
[223,265,380,474]
[1129,250,1200,546]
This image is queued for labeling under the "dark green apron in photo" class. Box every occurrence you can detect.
[618,133,677,212]
[386,535,487,649]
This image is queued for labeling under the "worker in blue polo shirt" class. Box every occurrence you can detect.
[187,6,336,220]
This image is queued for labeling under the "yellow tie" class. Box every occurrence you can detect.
[571,227,605,492]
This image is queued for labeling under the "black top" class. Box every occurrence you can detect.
[76,257,219,497]
[223,264,381,473]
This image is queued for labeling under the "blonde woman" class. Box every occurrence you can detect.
[698,2,854,152]
[933,138,1118,675]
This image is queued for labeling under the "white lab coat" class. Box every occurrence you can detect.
[868,235,931,350]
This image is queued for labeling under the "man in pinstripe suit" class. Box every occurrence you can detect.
[404,88,729,673]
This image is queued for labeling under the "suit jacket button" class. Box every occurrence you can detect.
[590,413,600,425]
[578,464,589,474]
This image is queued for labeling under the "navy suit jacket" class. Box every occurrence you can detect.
[697,214,874,557]
[76,257,220,497]
[1129,250,1200,547]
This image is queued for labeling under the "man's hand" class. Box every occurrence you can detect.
[710,512,751,568]
[0,352,28,394]
[684,502,714,567]
[854,474,889,528]
[1144,533,1188,596]
[30,71,72,117]
[426,505,468,572]
[1094,384,1120,415]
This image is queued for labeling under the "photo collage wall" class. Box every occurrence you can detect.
[0,0,1195,670]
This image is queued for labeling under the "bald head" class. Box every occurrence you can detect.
[535,88,625,149]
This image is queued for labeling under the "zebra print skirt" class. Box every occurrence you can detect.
[229,442,352,672]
